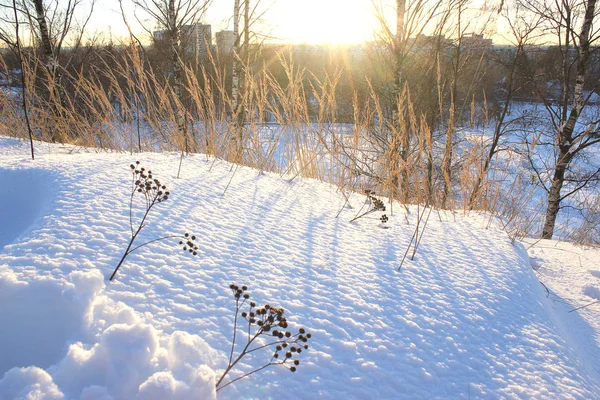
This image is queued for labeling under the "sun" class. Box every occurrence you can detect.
[270,0,378,44]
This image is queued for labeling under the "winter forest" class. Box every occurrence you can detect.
[0,0,599,398]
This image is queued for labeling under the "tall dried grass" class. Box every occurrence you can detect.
[0,43,537,237]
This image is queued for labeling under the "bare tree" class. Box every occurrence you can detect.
[0,0,95,142]
[131,0,212,152]
[519,0,600,239]
[230,0,269,162]
[467,3,543,209]
[372,0,445,202]
[28,0,94,141]
[441,0,466,209]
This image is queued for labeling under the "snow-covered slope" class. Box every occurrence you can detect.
[0,137,598,399]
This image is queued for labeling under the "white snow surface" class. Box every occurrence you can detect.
[0,137,599,399]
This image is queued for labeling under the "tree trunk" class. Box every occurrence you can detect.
[390,0,406,200]
[441,9,462,209]
[32,0,69,143]
[393,0,406,105]
[441,99,454,208]
[542,149,571,239]
[231,0,240,110]
[32,0,55,69]
[168,0,193,153]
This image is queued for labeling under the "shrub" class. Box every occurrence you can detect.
[350,190,388,224]
[109,161,198,281]
[216,284,312,392]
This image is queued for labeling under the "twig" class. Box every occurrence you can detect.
[411,204,433,260]
[110,162,196,281]
[349,208,377,223]
[399,204,428,270]
[13,0,35,160]
[177,148,184,179]
[351,196,369,221]
[222,163,240,196]
[335,191,352,219]
[127,234,182,254]
[568,299,600,313]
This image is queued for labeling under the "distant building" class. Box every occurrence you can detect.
[153,29,168,42]
[183,23,212,61]
[491,45,518,57]
[153,23,213,61]
[216,30,235,55]
[460,33,493,52]
[409,33,453,53]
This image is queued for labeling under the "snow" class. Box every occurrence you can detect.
[0,136,599,399]
[524,239,600,383]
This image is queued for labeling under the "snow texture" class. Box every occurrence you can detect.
[525,238,600,385]
[0,137,599,399]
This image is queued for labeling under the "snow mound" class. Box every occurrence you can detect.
[583,285,600,300]
[0,269,102,376]
[0,268,217,399]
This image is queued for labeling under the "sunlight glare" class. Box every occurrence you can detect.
[274,0,377,44]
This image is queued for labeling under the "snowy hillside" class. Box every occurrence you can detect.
[0,137,599,399]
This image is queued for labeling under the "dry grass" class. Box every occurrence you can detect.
[0,44,551,241]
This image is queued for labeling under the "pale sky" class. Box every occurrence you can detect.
[86,0,385,44]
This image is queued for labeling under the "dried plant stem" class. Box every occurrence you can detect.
[398,203,429,270]
[110,191,158,281]
[411,204,433,260]
[569,300,600,313]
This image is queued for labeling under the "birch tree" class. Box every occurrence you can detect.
[0,0,94,142]
[520,0,600,239]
